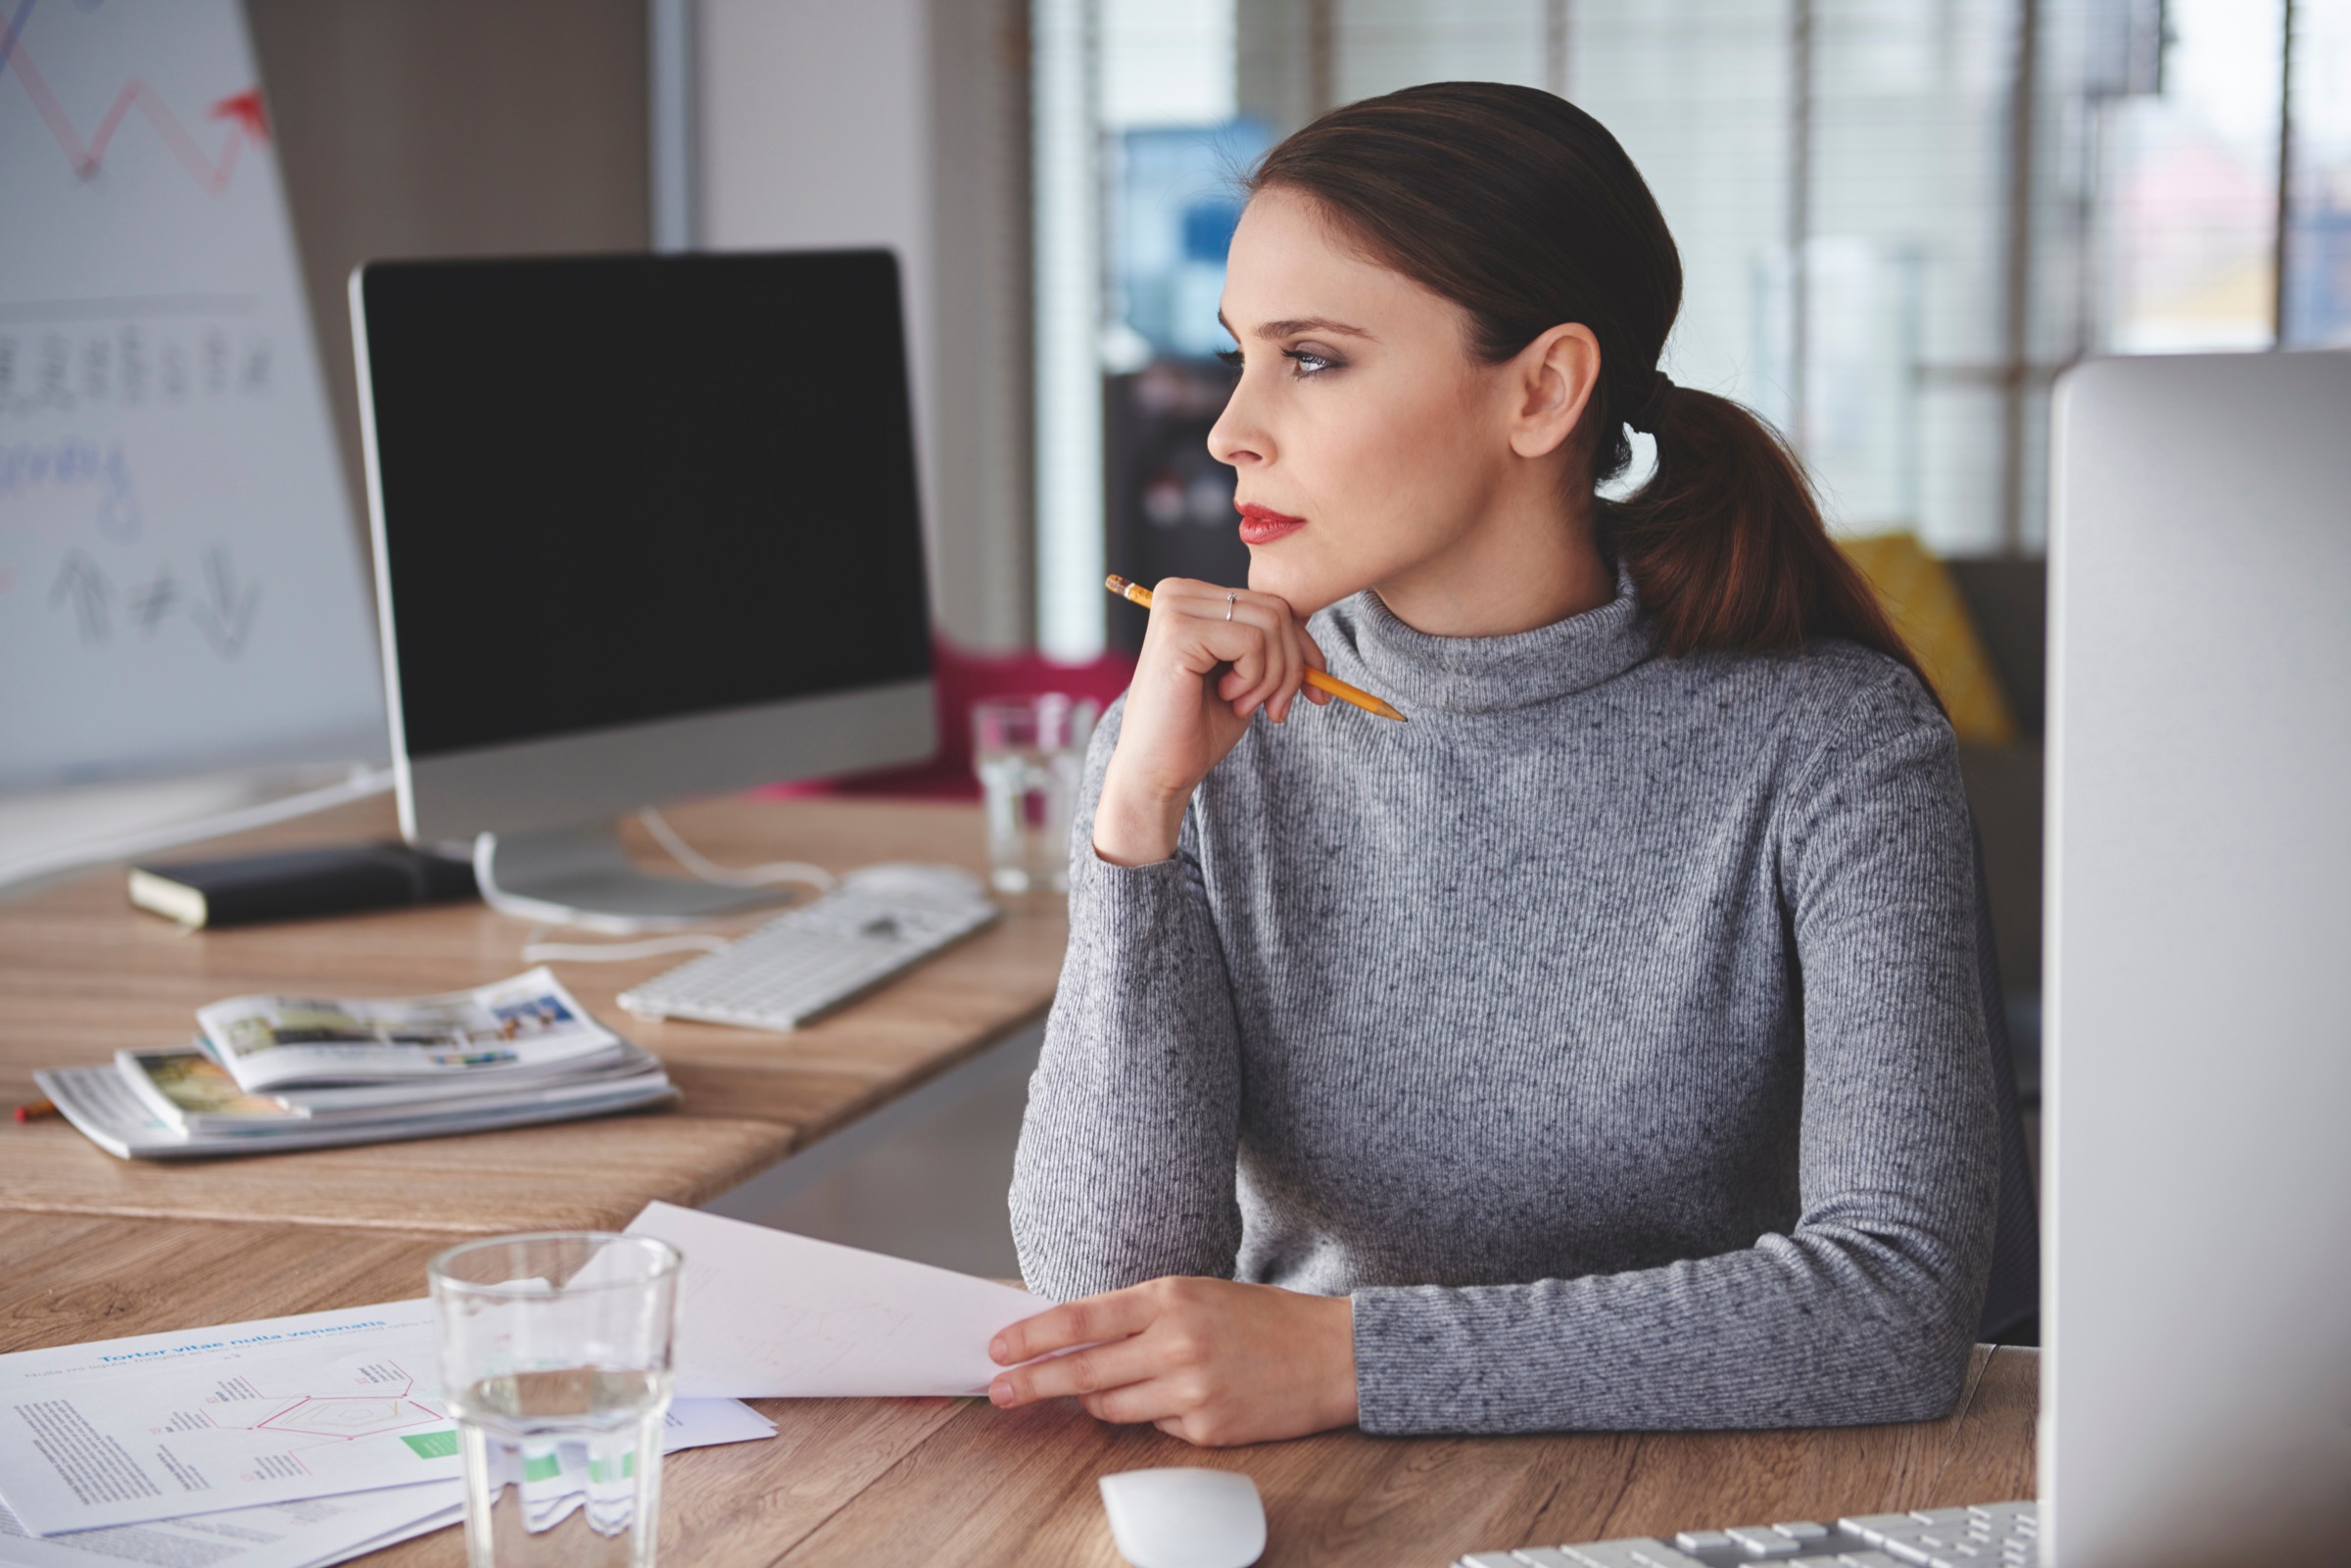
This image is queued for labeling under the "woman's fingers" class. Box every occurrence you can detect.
[990,1287,1151,1364]
[986,1278,1358,1448]
[1079,1375,1202,1427]
[1268,616,1325,722]
[1150,581,1311,722]
[1223,610,1289,718]
[1151,583,1275,706]
[989,1332,1162,1405]
[1263,610,1305,720]
[1299,626,1333,706]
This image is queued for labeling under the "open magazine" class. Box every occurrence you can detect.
[37,970,675,1161]
[196,969,626,1091]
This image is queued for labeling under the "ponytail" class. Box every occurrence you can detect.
[1606,384,1930,691]
[1249,82,1930,694]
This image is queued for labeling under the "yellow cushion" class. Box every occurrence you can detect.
[1838,531,2018,746]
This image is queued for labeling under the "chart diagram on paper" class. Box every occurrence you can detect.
[0,1297,777,1539]
[0,1325,465,1534]
[0,0,385,789]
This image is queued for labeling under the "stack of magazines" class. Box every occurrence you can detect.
[37,969,675,1160]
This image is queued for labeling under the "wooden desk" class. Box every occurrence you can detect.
[0,800,2040,1565]
[0,1212,2038,1567]
[0,792,1066,1233]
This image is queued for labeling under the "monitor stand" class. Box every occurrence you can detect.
[473,821,789,934]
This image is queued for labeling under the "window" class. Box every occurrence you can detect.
[1032,0,2346,657]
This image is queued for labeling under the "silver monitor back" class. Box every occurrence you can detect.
[2043,350,2351,1566]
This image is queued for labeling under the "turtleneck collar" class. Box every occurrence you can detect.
[1320,561,1655,715]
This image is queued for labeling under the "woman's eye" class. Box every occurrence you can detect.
[1218,345,1340,375]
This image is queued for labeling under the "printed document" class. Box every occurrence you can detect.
[0,1299,772,1536]
[623,1203,1047,1399]
[0,1481,457,1568]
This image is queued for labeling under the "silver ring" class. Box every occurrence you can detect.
[1225,592,1237,621]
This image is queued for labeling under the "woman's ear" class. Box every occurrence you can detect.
[1506,323,1602,459]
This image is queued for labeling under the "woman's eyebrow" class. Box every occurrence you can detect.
[1216,311,1376,342]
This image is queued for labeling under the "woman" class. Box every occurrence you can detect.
[990,81,1996,1446]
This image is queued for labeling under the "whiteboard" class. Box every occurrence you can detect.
[0,0,384,791]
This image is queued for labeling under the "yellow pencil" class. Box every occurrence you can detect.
[1104,576,1408,723]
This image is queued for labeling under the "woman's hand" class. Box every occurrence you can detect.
[985,1277,1358,1448]
[1093,579,1330,866]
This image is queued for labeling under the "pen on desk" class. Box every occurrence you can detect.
[1104,576,1407,722]
[14,1099,56,1123]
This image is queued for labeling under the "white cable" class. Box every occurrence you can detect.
[521,931,733,965]
[636,807,837,891]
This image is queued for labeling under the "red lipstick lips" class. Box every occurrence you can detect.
[1236,501,1307,546]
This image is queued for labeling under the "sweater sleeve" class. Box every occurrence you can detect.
[1009,696,1248,1297]
[1349,665,2001,1432]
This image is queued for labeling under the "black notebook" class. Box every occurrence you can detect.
[127,842,478,928]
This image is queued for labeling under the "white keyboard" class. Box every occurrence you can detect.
[1457,1501,2038,1568]
[617,885,998,1031]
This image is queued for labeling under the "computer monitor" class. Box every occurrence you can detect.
[350,251,936,928]
[2043,350,2350,1564]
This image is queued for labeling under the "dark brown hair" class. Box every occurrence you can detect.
[1248,80,1925,685]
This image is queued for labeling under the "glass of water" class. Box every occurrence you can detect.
[429,1232,682,1568]
[973,693,1097,894]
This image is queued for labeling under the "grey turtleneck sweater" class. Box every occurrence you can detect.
[1009,570,1997,1434]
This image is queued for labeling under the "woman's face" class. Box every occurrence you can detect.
[1208,186,1553,617]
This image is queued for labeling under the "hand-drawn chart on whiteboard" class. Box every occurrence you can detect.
[0,0,384,790]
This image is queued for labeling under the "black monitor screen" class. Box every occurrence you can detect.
[359,251,933,760]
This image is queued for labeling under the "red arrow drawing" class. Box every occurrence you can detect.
[208,86,267,144]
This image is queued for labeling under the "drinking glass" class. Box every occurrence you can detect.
[973,693,1096,893]
[429,1232,682,1568]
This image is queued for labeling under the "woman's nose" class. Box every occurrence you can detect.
[1208,378,1266,469]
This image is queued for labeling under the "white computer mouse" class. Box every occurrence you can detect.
[1097,1467,1267,1568]
[838,861,987,904]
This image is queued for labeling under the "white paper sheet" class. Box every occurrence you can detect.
[0,1482,456,1568]
[305,1500,464,1568]
[0,1298,773,1536]
[622,1204,1048,1399]
[0,1299,436,1390]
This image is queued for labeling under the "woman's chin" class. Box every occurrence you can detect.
[1245,565,1311,615]
[1246,547,1350,617]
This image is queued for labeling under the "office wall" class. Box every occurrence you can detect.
[697,0,1033,651]
[246,0,652,562]
[252,0,1031,651]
